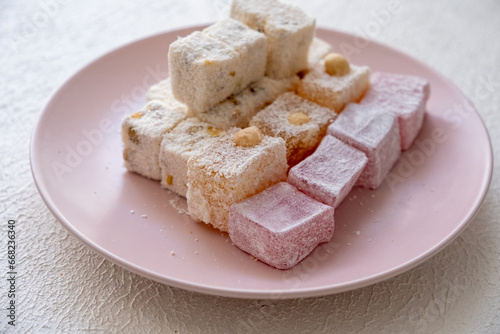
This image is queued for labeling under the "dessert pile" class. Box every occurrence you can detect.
[121,0,430,270]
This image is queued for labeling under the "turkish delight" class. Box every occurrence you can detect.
[250,92,336,166]
[287,135,367,207]
[159,118,227,197]
[230,0,315,78]
[327,103,401,189]
[361,72,430,150]
[229,182,335,269]
[298,56,370,112]
[187,127,287,232]
[121,100,186,180]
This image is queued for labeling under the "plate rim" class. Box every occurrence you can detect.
[30,24,494,299]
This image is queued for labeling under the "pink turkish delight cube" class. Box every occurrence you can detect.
[287,135,368,208]
[228,182,335,270]
[327,103,401,189]
[362,72,430,150]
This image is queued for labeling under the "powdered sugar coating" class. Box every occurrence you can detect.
[159,118,228,197]
[169,21,266,114]
[328,103,401,189]
[196,75,299,130]
[288,135,367,208]
[204,18,266,55]
[121,100,187,180]
[298,62,370,112]
[146,77,188,113]
[362,72,430,150]
[250,92,337,166]
[263,5,315,78]
[203,18,267,96]
[187,130,287,232]
[229,0,277,32]
[230,0,315,79]
[229,182,335,269]
[307,37,333,69]
[169,32,240,112]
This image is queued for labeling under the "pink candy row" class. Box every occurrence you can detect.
[229,72,430,269]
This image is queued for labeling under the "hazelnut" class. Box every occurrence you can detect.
[288,112,310,125]
[233,126,263,147]
[324,53,350,76]
[166,175,173,185]
[131,112,143,119]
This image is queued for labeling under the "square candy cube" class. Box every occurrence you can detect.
[169,23,266,113]
[169,32,239,113]
[250,92,337,166]
[288,135,367,208]
[159,118,227,197]
[231,0,316,79]
[187,128,288,232]
[196,75,299,130]
[203,18,267,93]
[122,100,187,180]
[362,72,430,150]
[229,182,335,270]
[327,104,401,189]
[263,7,316,78]
[298,62,370,112]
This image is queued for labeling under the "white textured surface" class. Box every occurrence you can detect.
[1,0,499,333]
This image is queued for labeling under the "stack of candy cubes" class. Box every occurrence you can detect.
[121,0,430,270]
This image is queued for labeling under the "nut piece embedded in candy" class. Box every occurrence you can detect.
[207,126,223,137]
[288,111,311,125]
[128,128,139,144]
[324,53,350,76]
[131,112,143,119]
[233,126,263,147]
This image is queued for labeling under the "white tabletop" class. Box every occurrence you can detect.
[2,0,499,333]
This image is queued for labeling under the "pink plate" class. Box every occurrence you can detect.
[30,26,493,299]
